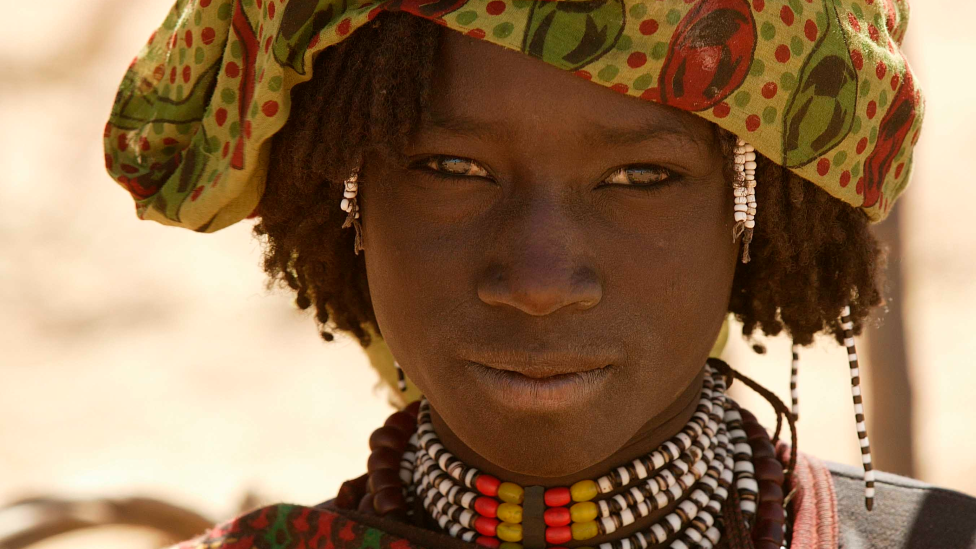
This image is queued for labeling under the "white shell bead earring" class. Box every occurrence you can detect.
[732,138,757,263]
[340,163,364,254]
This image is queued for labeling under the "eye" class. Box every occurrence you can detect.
[416,156,491,179]
[602,166,675,187]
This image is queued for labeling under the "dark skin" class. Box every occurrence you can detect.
[360,32,738,545]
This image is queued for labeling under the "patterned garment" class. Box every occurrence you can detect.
[104,0,924,232]
[171,504,424,549]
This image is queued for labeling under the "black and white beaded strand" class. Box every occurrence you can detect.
[790,343,800,421]
[394,361,408,393]
[841,306,875,510]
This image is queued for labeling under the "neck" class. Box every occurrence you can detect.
[427,368,707,547]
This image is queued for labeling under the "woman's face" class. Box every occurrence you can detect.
[361,31,737,477]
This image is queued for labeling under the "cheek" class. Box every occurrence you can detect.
[359,173,475,391]
[598,180,737,366]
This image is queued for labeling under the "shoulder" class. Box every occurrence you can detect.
[826,461,976,549]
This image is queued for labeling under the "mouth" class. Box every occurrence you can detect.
[464,355,613,410]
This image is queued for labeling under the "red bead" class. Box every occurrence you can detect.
[743,422,768,441]
[366,447,401,473]
[758,480,784,502]
[544,507,571,527]
[750,439,776,459]
[476,474,501,497]
[404,400,421,417]
[754,458,785,484]
[384,411,417,437]
[544,487,571,507]
[372,486,406,516]
[546,526,572,545]
[474,496,499,518]
[474,517,499,537]
[475,536,500,548]
[367,469,401,493]
[369,426,408,453]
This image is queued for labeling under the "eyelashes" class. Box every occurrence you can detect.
[410,155,680,190]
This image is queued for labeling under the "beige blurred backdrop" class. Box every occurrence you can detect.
[1,1,974,547]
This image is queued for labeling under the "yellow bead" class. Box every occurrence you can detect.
[571,520,599,541]
[499,543,523,549]
[498,482,525,505]
[497,502,523,524]
[570,501,599,523]
[570,480,598,502]
[497,522,523,542]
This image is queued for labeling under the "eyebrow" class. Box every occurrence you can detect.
[420,110,709,149]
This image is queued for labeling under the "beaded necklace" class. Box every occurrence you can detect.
[336,360,794,549]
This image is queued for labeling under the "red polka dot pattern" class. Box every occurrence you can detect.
[103,0,925,231]
[639,19,659,35]
[775,44,790,63]
[780,5,794,26]
[746,114,761,131]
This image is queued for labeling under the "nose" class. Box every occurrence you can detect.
[477,198,603,316]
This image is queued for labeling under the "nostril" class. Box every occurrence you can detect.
[477,264,602,315]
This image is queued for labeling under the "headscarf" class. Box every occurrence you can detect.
[104,0,923,234]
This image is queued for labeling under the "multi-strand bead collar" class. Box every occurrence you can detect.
[335,359,795,549]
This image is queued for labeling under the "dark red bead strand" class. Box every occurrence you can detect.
[740,408,787,549]
[360,405,420,518]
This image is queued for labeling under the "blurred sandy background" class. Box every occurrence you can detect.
[1,1,974,547]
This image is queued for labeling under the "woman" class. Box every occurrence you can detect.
[103,0,976,547]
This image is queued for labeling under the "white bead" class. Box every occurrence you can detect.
[345,182,358,191]
[734,212,747,222]
[744,169,755,176]
[734,188,746,196]
[734,154,746,164]
[744,151,756,161]
[734,460,755,474]
[340,198,350,211]
[744,161,757,170]
[747,208,756,215]
[735,197,747,204]
[743,143,755,152]
[343,190,357,198]
[745,219,756,228]
[734,204,748,212]
[736,477,759,493]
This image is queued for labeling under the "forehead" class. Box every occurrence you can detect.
[425,30,717,149]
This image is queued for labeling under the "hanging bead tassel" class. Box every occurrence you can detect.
[791,342,800,421]
[732,139,757,264]
[395,361,408,393]
[841,305,875,511]
[340,164,364,254]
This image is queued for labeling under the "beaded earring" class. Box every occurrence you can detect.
[841,306,875,511]
[732,139,757,264]
[340,163,364,254]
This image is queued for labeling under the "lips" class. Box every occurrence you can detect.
[462,350,615,410]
